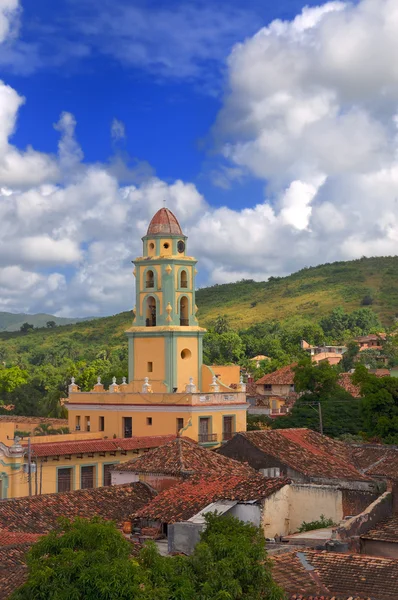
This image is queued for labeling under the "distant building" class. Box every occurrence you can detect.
[301,339,347,365]
[250,364,297,416]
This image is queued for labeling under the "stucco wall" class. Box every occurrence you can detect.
[361,539,398,559]
[262,483,343,538]
[228,503,261,527]
[111,471,139,486]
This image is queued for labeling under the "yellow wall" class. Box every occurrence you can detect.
[67,403,247,443]
[133,336,166,388]
[0,447,155,499]
[201,365,241,392]
[176,336,199,391]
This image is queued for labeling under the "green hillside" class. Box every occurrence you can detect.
[0,312,93,332]
[196,256,398,328]
[1,256,397,419]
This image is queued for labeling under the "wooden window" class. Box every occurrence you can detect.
[57,467,72,493]
[147,417,152,426]
[176,418,184,434]
[75,415,81,431]
[123,417,132,438]
[99,416,105,432]
[223,416,234,441]
[81,466,95,489]
[147,361,153,373]
[85,416,90,432]
[103,464,114,487]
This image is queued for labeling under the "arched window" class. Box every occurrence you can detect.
[146,296,156,327]
[180,296,189,326]
[146,269,154,288]
[180,270,188,289]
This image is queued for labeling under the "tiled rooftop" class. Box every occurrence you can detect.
[236,429,370,481]
[0,532,42,546]
[0,416,68,425]
[0,566,27,600]
[350,444,398,479]
[0,483,154,533]
[113,436,257,477]
[25,434,178,457]
[361,514,398,543]
[272,550,398,600]
[256,364,296,385]
[338,373,361,398]
[134,474,289,523]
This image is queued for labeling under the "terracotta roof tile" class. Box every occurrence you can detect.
[113,437,256,476]
[0,566,27,599]
[256,364,296,385]
[361,514,398,543]
[25,434,178,457]
[338,373,361,398]
[134,474,289,523]
[0,532,42,546]
[236,429,370,481]
[146,208,183,235]
[272,550,398,600]
[0,483,154,534]
[350,444,398,479]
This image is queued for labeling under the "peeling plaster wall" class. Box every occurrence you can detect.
[262,484,343,538]
[336,491,392,541]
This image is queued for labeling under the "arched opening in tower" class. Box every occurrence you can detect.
[180,296,189,326]
[180,270,188,288]
[146,269,154,288]
[146,296,157,327]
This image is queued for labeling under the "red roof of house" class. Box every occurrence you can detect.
[134,474,289,523]
[113,436,256,477]
[0,532,42,546]
[25,434,178,457]
[0,483,154,534]
[338,373,361,397]
[256,364,296,385]
[350,444,398,479]
[361,514,398,543]
[146,208,183,236]
[233,429,370,481]
[272,550,398,600]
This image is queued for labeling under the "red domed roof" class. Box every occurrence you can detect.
[147,208,183,236]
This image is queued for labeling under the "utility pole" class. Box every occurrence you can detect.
[27,437,32,497]
[39,460,43,495]
[35,459,38,495]
[318,402,323,435]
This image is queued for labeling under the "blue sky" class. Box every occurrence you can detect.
[0,0,397,317]
[5,0,323,209]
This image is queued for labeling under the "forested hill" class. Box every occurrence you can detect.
[196,256,398,328]
[1,256,397,418]
[0,312,92,332]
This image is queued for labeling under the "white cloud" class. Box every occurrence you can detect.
[0,0,19,44]
[111,118,125,141]
[3,0,398,316]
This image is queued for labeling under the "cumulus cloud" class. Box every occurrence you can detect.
[3,0,398,315]
[0,0,19,44]
[207,0,398,280]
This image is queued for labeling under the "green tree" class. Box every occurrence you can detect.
[211,315,231,334]
[0,366,28,395]
[12,515,284,600]
[353,366,398,443]
[20,322,34,333]
[46,321,57,328]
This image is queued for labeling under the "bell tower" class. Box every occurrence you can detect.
[126,208,206,392]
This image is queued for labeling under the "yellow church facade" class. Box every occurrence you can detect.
[0,208,247,499]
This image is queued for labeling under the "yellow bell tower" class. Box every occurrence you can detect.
[126,208,206,392]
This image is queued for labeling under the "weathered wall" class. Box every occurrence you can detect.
[342,489,380,518]
[361,539,398,559]
[228,503,261,527]
[168,522,204,555]
[336,491,392,541]
[111,471,139,486]
[262,484,344,538]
